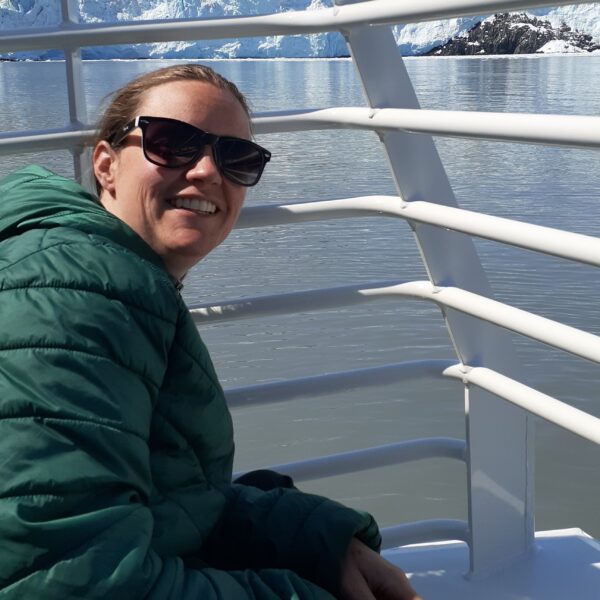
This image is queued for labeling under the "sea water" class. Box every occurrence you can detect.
[1,56,599,537]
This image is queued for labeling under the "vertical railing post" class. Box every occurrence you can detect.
[333,0,535,575]
[60,0,92,189]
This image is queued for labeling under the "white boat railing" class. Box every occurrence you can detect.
[246,437,467,484]
[191,279,600,364]
[4,106,600,155]
[235,196,600,267]
[192,278,600,442]
[224,359,456,408]
[1,0,599,578]
[254,107,600,149]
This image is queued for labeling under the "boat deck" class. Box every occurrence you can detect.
[384,529,600,599]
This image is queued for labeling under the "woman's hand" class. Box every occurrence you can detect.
[339,538,422,600]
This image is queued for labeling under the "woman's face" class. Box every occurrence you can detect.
[94,79,251,280]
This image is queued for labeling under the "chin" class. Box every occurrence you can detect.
[168,234,213,256]
[167,245,211,267]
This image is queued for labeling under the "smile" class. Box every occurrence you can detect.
[169,197,217,214]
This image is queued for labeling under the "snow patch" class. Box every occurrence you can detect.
[537,39,586,54]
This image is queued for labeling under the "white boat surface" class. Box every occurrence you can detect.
[0,1,599,598]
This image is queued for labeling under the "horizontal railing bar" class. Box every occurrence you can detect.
[225,359,455,408]
[4,104,600,156]
[398,200,600,268]
[381,519,470,550]
[253,107,600,150]
[0,127,94,155]
[426,284,600,365]
[444,365,600,444]
[189,279,402,322]
[0,1,592,53]
[228,357,600,445]
[236,197,600,269]
[190,280,600,364]
[234,438,467,483]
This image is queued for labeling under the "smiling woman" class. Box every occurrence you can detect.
[93,78,253,280]
[0,64,420,600]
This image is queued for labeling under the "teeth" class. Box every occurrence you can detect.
[171,198,217,214]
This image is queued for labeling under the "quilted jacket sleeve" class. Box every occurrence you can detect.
[199,483,382,596]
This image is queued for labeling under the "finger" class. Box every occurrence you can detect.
[364,560,420,600]
[392,570,420,600]
[340,570,377,600]
[341,539,421,600]
[377,576,421,600]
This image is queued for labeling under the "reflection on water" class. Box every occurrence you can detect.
[0,56,599,535]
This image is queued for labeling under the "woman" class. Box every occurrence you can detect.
[0,64,420,600]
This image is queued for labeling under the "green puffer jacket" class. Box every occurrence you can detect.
[0,166,381,599]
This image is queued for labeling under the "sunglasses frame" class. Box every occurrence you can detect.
[111,115,271,187]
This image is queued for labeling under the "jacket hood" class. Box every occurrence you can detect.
[0,164,164,270]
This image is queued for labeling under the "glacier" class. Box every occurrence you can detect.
[0,1,599,59]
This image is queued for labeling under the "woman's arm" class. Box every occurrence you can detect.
[0,225,334,599]
[200,482,381,595]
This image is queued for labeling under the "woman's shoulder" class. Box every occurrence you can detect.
[0,164,180,317]
[6,226,180,327]
[0,164,99,215]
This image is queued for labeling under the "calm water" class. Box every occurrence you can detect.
[1,56,599,537]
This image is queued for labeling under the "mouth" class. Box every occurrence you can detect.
[168,197,218,215]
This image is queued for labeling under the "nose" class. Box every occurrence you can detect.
[186,146,222,183]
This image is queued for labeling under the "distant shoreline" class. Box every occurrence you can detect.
[2,53,599,63]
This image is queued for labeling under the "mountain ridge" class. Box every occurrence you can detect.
[1,1,599,59]
[425,13,600,55]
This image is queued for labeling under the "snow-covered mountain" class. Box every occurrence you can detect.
[426,12,600,55]
[394,4,600,55]
[1,1,599,59]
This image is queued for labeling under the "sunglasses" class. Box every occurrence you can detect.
[111,115,271,187]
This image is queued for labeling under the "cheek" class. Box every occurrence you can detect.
[129,175,174,216]
[116,152,167,191]
[218,190,245,242]
[229,189,247,218]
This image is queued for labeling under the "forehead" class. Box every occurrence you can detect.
[137,79,250,138]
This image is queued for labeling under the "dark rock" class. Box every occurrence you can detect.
[424,13,600,56]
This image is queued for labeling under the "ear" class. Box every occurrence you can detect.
[92,141,118,198]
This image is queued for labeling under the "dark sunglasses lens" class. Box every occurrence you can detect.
[217,138,265,186]
[144,119,202,167]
